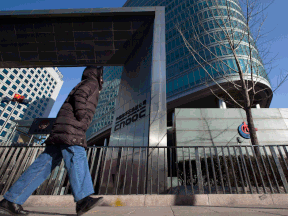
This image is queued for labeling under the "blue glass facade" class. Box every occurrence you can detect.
[86,66,122,141]
[124,0,270,100]
[86,0,271,141]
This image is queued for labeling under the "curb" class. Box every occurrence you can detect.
[1,194,288,207]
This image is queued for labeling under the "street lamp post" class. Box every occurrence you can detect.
[7,123,18,143]
[0,97,12,119]
[0,94,30,143]
[0,103,18,137]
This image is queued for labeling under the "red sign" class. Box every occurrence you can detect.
[241,121,258,134]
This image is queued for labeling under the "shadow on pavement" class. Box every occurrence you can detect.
[25,211,75,216]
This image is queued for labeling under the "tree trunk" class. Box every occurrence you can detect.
[242,84,261,159]
[245,106,262,159]
[245,107,259,146]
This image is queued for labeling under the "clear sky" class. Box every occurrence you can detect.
[1,0,287,118]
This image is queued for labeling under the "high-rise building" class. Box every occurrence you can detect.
[86,66,122,143]
[123,0,272,110]
[0,67,63,143]
[87,0,272,144]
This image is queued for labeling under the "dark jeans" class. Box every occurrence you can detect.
[4,144,95,205]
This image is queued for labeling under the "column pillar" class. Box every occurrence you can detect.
[219,98,227,109]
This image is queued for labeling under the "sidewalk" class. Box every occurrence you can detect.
[1,194,288,215]
[17,205,288,216]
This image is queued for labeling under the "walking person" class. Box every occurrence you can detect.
[0,66,104,216]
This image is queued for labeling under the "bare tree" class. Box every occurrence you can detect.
[174,0,288,149]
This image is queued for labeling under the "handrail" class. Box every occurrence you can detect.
[0,144,287,195]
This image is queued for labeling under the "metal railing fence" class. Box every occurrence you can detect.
[1,144,288,195]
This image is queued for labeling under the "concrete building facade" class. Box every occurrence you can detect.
[0,67,63,143]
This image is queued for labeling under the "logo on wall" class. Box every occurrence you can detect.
[28,118,56,134]
[114,100,146,132]
[238,121,258,139]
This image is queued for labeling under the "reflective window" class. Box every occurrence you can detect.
[5,80,11,85]
[0,131,7,137]
[1,86,7,91]
[3,69,9,75]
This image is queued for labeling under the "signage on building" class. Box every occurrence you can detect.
[238,121,258,139]
[114,100,146,132]
[28,118,56,134]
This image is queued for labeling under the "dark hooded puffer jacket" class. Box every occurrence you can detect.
[44,67,103,150]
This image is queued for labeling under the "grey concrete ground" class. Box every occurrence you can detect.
[14,205,288,216]
[1,194,288,215]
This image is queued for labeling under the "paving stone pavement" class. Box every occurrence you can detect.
[6,205,288,216]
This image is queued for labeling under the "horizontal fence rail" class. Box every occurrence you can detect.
[1,144,288,195]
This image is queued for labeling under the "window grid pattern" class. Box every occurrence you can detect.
[86,66,123,140]
[124,0,270,98]
[0,67,61,142]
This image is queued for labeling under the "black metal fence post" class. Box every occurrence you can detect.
[1,145,288,196]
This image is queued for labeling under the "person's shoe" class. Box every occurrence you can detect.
[76,196,103,216]
[0,198,29,215]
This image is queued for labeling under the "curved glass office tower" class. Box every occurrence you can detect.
[87,0,272,143]
[123,0,272,111]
